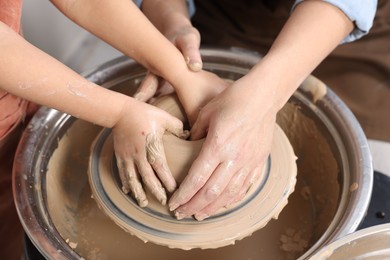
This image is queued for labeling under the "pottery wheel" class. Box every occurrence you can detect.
[88,94,297,250]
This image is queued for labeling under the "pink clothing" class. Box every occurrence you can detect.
[0,0,22,32]
[0,0,28,141]
[0,1,30,258]
[0,91,28,140]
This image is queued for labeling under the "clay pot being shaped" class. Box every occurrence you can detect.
[88,93,297,249]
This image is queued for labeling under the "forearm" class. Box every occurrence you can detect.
[141,0,205,119]
[141,0,191,36]
[50,0,191,88]
[247,0,353,110]
[0,22,133,128]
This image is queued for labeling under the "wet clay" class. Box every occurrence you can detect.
[88,94,297,249]
[46,88,339,259]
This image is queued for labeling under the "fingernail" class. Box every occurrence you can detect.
[194,213,209,221]
[169,202,179,212]
[175,211,186,220]
[139,199,148,208]
[176,130,190,140]
[188,61,202,72]
[167,181,177,193]
[121,186,130,194]
[159,190,167,205]
[133,92,144,101]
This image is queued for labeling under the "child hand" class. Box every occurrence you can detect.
[112,100,188,207]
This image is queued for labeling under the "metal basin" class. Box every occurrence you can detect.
[13,47,372,259]
[311,223,390,259]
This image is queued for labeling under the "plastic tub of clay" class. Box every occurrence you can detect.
[13,47,373,259]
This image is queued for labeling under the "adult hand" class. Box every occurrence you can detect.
[165,23,202,72]
[167,0,355,220]
[169,77,278,220]
[112,100,188,207]
[133,21,202,102]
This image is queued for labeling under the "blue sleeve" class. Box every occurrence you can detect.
[132,0,143,7]
[132,0,196,17]
[292,0,377,43]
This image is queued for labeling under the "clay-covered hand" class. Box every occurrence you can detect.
[165,22,202,72]
[133,15,202,102]
[133,72,174,104]
[169,78,278,220]
[175,70,229,127]
[135,69,228,128]
[112,100,188,207]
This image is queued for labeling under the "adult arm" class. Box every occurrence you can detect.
[141,0,202,71]
[169,0,357,220]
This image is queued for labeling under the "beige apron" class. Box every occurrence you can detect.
[193,0,390,141]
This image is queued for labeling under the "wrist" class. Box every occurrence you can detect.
[169,70,209,125]
[112,96,146,130]
[246,54,302,111]
[168,64,194,92]
[172,70,198,120]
